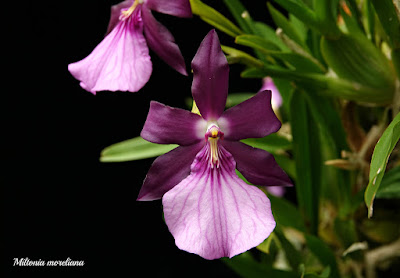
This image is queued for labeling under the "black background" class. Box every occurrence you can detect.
[3,0,275,277]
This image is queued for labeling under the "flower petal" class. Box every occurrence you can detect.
[137,142,204,201]
[106,0,132,35]
[222,140,292,187]
[191,30,229,121]
[145,0,192,18]
[68,9,152,94]
[260,77,282,110]
[142,6,187,75]
[219,91,281,140]
[163,143,275,260]
[141,101,207,145]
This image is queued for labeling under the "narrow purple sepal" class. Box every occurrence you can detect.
[191,30,229,121]
[106,0,132,35]
[142,6,187,75]
[219,91,281,141]
[140,101,206,146]
[145,0,192,18]
[137,142,204,201]
[222,140,292,187]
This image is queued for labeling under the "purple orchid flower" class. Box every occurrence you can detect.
[68,0,191,94]
[137,30,292,260]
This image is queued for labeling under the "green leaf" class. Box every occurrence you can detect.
[320,33,395,91]
[235,35,325,73]
[303,91,351,214]
[376,166,400,199]
[223,0,255,34]
[267,3,308,49]
[225,92,256,107]
[305,235,340,278]
[222,252,298,278]
[313,0,341,37]
[268,194,306,232]
[221,45,264,68]
[241,63,393,105]
[365,113,400,217]
[271,0,318,31]
[100,137,177,162]
[289,90,321,235]
[274,226,303,270]
[253,21,290,51]
[274,154,297,180]
[189,0,243,37]
[371,0,400,49]
[236,34,282,52]
[241,133,292,153]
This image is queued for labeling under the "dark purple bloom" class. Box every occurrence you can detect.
[68,0,191,94]
[138,30,292,259]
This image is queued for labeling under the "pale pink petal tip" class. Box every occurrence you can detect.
[162,144,276,260]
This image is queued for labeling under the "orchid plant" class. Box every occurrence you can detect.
[70,0,400,277]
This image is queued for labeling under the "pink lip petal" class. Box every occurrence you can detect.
[163,144,276,260]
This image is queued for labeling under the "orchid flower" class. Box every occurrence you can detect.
[137,30,292,260]
[68,0,191,94]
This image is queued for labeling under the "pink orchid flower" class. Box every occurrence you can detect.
[68,0,191,94]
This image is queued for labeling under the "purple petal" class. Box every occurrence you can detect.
[222,140,292,187]
[68,9,152,93]
[163,143,275,260]
[141,6,187,75]
[106,0,132,35]
[191,30,229,121]
[218,91,281,140]
[137,142,204,201]
[141,101,207,145]
[145,0,192,18]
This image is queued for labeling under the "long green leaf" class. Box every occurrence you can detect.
[305,235,340,278]
[267,3,307,49]
[290,90,321,235]
[222,252,298,278]
[268,194,306,232]
[235,35,324,73]
[223,0,255,34]
[221,45,264,68]
[365,112,400,217]
[274,226,303,270]
[303,91,351,214]
[189,0,243,37]
[313,0,340,37]
[371,0,400,49]
[272,0,318,31]
[376,166,400,199]
[253,21,290,51]
[241,133,292,153]
[100,137,177,162]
